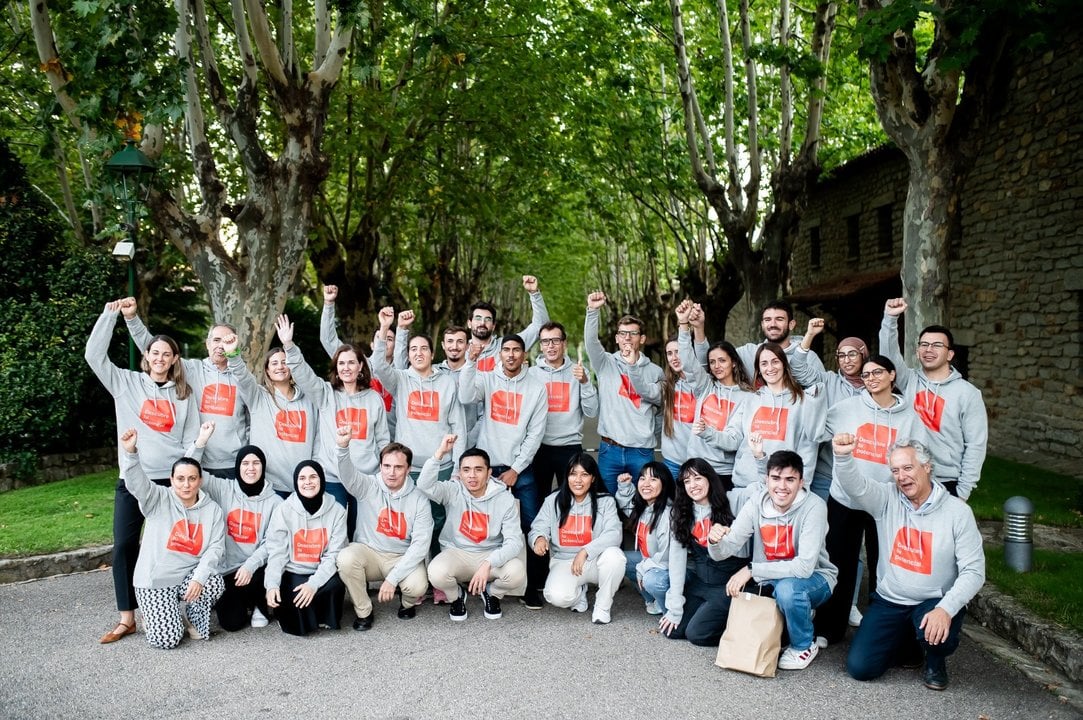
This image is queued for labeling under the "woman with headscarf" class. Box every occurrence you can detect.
[199,438,284,631]
[263,460,348,636]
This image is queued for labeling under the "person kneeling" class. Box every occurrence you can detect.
[264,460,348,636]
[120,428,225,649]
[708,451,836,671]
[529,454,625,624]
[418,437,525,621]
[334,428,433,630]
[832,434,984,691]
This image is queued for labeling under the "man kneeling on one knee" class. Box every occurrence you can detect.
[832,434,984,691]
[707,450,837,671]
[417,435,525,621]
[334,427,433,630]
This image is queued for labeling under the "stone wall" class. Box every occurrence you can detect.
[0,447,116,493]
[779,35,1083,473]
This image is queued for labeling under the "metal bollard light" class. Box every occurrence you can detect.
[1003,496,1034,572]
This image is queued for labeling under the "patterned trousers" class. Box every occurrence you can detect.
[134,571,225,649]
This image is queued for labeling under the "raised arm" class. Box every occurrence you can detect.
[517,275,550,349]
[369,307,400,393]
[334,427,377,499]
[583,292,610,372]
[84,302,124,391]
[415,435,458,505]
[879,298,914,388]
[319,284,344,357]
[119,429,164,512]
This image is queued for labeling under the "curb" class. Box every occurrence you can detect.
[0,545,112,585]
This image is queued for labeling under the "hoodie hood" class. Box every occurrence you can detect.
[294,460,326,515]
[235,444,267,497]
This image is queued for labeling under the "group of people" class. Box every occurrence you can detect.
[86,278,987,692]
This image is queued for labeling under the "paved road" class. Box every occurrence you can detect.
[0,570,1077,720]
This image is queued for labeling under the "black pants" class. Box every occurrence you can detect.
[815,497,876,644]
[215,567,270,631]
[526,443,583,593]
[112,476,170,611]
[275,571,346,636]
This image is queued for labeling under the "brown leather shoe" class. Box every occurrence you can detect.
[99,621,136,644]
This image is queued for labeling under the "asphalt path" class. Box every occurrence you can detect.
[0,569,1077,720]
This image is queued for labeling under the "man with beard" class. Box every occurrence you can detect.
[466,275,550,373]
[879,298,987,499]
[584,291,664,495]
[120,298,249,479]
[735,300,825,381]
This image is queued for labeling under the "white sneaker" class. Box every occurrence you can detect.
[778,643,820,670]
[644,601,662,616]
[250,608,269,628]
[571,587,589,613]
[592,607,611,624]
[815,636,829,649]
[849,605,863,627]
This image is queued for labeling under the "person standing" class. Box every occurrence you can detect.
[734,299,825,381]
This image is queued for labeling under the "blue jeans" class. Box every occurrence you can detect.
[623,550,670,612]
[847,592,966,681]
[766,574,832,651]
[324,482,357,540]
[492,464,539,533]
[597,441,654,495]
[662,458,682,483]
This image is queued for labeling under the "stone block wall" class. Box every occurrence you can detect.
[0,447,116,493]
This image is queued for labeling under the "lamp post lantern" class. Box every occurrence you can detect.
[105,140,156,369]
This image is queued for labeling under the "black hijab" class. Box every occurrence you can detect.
[293,460,326,515]
[234,445,267,497]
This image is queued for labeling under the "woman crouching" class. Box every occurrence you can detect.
[119,428,225,649]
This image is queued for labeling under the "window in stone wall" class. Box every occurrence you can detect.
[846,214,860,261]
[877,204,894,256]
[810,226,821,269]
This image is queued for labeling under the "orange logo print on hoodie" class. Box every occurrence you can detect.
[293,527,328,563]
[700,395,736,430]
[618,374,642,409]
[490,390,524,425]
[139,399,176,432]
[760,524,795,561]
[371,378,393,412]
[914,391,945,433]
[559,515,593,547]
[337,407,369,440]
[853,423,897,465]
[750,407,788,442]
[166,520,204,555]
[546,382,571,413]
[889,527,933,575]
[200,383,237,416]
[227,509,261,544]
[636,522,651,557]
[692,517,711,547]
[376,508,408,540]
[674,390,695,423]
[274,409,307,443]
[407,390,440,422]
[459,511,490,544]
[477,356,497,373]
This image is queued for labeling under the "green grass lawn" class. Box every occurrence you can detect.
[969,456,1083,528]
[985,547,1083,635]
[0,471,115,557]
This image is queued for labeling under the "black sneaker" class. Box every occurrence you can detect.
[482,588,502,620]
[351,613,373,631]
[922,659,949,691]
[397,602,416,620]
[519,589,544,610]
[449,585,468,622]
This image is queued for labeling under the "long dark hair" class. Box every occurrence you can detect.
[329,343,372,391]
[709,340,754,391]
[671,458,734,548]
[556,452,606,529]
[754,342,803,402]
[628,461,675,534]
[661,337,682,438]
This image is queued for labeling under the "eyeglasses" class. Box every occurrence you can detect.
[539,338,565,346]
[616,330,641,338]
[917,341,949,351]
[471,315,494,324]
[836,351,861,360]
[860,369,887,379]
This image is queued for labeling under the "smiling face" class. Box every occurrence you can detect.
[708,347,734,384]
[665,340,682,373]
[442,330,468,363]
[917,331,954,374]
[206,325,232,368]
[539,329,566,365]
[171,462,202,507]
[761,308,795,344]
[683,470,710,505]
[145,340,178,382]
[380,450,409,493]
[861,360,895,397]
[336,349,361,386]
[408,337,433,372]
[500,339,526,376]
[889,447,933,507]
[757,347,785,389]
[835,345,864,378]
[265,350,291,385]
[296,465,322,499]
[566,464,595,502]
[766,465,802,512]
[238,453,263,485]
[638,468,663,504]
[459,455,490,498]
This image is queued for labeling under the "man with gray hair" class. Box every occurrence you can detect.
[832,435,984,691]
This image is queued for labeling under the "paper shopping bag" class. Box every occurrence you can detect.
[715,591,784,678]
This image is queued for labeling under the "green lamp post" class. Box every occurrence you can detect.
[105,140,156,370]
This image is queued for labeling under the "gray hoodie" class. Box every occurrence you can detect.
[880,313,988,499]
[122,451,225,589]
[833,452,985,617]
[416,457,523,567]
[528,492,622,561]
[468,291,550,373]
[458,362,547,473]
[528,356,599,446]
[86,309,201,479]
[708,484,838,591]
[583,308,664,448]
[336,448,433,586]
[615,482,672,579]
[126,315,250,471]
[201,473,283,575]
[736,336,825,385]
[263,493,348,591]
